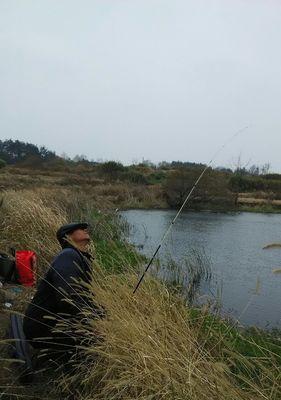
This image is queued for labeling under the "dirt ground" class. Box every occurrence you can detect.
[0,283,58,399]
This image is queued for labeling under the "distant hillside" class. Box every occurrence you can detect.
[1,139,281,212]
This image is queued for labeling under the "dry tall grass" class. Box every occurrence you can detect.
[0,188,108,268]
[0,167,168,209]
[59,268,279,400]
[0,189,280,400]
[0,189,66,267]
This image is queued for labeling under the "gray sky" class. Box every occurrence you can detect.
[1,0,281,170]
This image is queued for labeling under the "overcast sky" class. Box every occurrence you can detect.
[1,0,281,170]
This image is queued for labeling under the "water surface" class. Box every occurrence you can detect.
[121,210,281,329]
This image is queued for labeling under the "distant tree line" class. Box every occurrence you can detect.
[0,139,57,166]
[233,163,271,177]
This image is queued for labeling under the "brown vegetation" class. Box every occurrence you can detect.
[0,166,167,210]
[0,189,280,399]
[2,139,281,213]
[3,149,281,214]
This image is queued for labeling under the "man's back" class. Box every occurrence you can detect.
[23,247,92,346]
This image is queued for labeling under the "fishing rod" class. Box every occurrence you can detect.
[133,125,249,294]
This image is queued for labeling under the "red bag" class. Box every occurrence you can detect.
[15,250,37,287]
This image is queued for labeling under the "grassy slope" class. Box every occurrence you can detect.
[0,188,280,399]
[0,166,168,210]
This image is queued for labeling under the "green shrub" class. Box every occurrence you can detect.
[164,168,235,209]
[99,161,125,180]
[120,170,148,185]
[229,175,281,195]
[264,173,281,181]
[229,175,265,192]
[147,171,166,184]
[0,158,6,169]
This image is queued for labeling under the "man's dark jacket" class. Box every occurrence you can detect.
[23,246,92,348]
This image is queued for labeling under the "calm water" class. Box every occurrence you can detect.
[121,210,281,329]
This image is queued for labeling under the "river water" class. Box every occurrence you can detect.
[121,210,281,329]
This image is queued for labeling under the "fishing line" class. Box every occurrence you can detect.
[133,125,249,294]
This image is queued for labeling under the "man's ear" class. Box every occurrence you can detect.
[65,234,78,248]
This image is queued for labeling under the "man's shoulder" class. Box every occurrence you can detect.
[58,247,80,257]
[52,248,82,271]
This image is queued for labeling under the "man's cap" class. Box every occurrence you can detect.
[56,222,89,245]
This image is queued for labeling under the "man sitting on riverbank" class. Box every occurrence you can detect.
[23,222,94,363]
